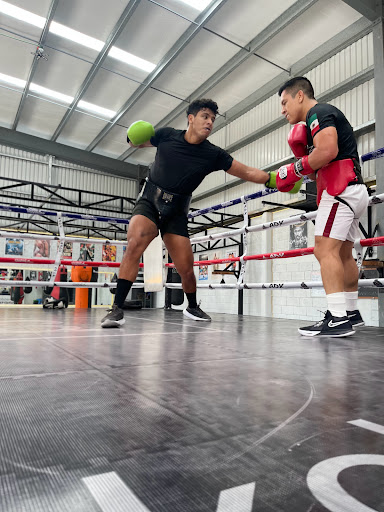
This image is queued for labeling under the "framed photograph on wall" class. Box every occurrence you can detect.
[289,222,308,249]
[79,243,95,261]
[34,240,50,257]
[102,244,117,262]
[199,254,208,281]
[5,239,24,256]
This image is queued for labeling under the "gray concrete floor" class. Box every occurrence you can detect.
[1,307,384,512]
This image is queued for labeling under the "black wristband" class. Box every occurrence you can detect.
[127,135,130,143]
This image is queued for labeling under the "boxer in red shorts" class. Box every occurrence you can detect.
[275,77,369,337]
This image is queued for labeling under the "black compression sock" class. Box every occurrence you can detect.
[114,279,133,308]
[186,292,197,309]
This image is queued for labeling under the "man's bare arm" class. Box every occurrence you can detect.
[226,159,269,184]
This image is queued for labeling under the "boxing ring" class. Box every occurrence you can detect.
[1,152,383,299]
[1,150,384,512]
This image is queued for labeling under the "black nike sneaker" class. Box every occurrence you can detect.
[347,309,365,327]
[183,305,211,321]
[101,304,125,328]
[298,310,355,337]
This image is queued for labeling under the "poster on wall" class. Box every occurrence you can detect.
[199,254,208,280]
[227,250,237,271]
[79,243,95,261]
[60,241,73,258]
[212,251,220,271]
[34,240,50,257]
[5,238,24,256]
[289,222,308,249]
[102,244,117,262]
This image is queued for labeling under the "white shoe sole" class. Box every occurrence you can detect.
[101,317,125,328]
[183,309,211,321]
[299,328,355,337]
[298,328,321,336]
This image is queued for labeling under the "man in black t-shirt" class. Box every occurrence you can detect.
[101,98,271,327]
[277,77,369,337]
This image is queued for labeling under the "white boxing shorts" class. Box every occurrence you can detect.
[314,184,369,242]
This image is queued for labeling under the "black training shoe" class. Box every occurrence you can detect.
[183,305,211,322]
[101,304,125,328]
[347,309,365,327]
[298,310,354,337]
[298,310,331,336]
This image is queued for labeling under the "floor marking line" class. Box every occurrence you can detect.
[83,472,151,512]
[117,313,225,331]
[216,482,255,512]
[1,330,230,341]
[348,419,384,435]
[307,454,384,512]
[206,377,315,473]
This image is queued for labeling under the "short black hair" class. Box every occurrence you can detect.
[278,77,315,99]
[186,98,219,117]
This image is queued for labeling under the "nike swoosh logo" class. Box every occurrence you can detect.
[348,314,357,318]
[328,319,349,328]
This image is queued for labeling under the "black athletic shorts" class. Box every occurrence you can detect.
[131,198,189,238]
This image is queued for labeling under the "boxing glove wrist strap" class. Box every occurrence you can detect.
[294,155,313,177]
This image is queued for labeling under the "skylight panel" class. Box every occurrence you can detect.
[49,22,104,52]
[177,0,211,10]
[78,101,116,119]
[108,47,156,73]
[0,73,115,118]
[0,2,156,72]
[0,72,26,88]
[0,0,45,28]
[29,83,73,104]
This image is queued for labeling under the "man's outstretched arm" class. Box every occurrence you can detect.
[226,160,270,184]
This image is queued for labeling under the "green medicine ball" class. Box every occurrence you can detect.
[127,120,155,145]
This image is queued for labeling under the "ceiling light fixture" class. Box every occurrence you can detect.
[177,0,211,11]
[0,72,26,88]
[29,83,73,104]
[78,100,116,118]
[49,21,104,52]
[108,47,156,72]
[0,72,115,118]
[0,1,156,72]
[0,0,45,28]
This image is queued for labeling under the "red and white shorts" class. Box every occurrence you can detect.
[314,184,369,242]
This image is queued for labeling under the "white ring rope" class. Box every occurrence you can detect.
[1,187,383,293]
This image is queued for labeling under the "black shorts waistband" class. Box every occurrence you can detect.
[139,179,191,217]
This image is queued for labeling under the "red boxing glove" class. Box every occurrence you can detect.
[276,163,301,192]
[288,122,308,158]
[294,155,313,176]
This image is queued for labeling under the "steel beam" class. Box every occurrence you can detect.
[119,0,324,162]
[12,0,60,130]
[51,0,140,141]
[0,126,140,179]
[224,67,373,155]
[86,0,229,152]
[212,17,373,135]
[341,0,378,20]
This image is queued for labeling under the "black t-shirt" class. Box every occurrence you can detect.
[305,103,359,161]
[306,103,363,184]
[149,127,234,194]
